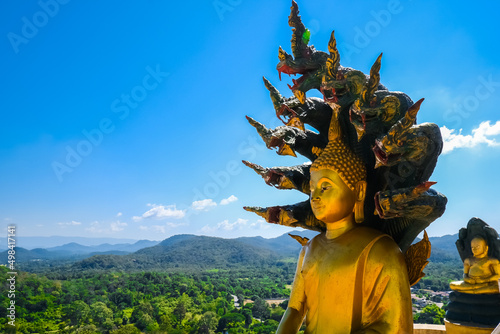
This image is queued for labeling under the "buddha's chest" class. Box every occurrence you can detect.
[301,238,363,292]
[469,258,493,278]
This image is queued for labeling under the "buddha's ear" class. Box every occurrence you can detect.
[355,181,367,202]
[354,181,367,224]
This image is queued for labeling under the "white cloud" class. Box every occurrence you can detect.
[191,199,217,211]
[200,225,215,233]
[85,221,102,233]
[85,221,127,233]
[116,212,123,217]
[133,204,186,222]
[200,218,268,234]
[139,222,185,234]
[151,225,166,233]
[249,219,270,230]
[220,195,238,205]
[217,218,248,231]
[58,220,81,226]
[441,120,500,154]
[166,222,184,228]
[110,221,127,232]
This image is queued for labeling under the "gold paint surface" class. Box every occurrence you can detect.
[278,46,287,61]
[293,89,306,104]
[405,231,431,286]
[445,320,496,334]
[278,142,297,157]
[311,146,323,157]
[380,95,400,122]
[279,209,298,226]
[286,116,305,131]
[278,227,413,333]
[289,234,309,246]
[277,176,295,190]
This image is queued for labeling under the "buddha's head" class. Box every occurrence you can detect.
[471,236,489,258]
[310,108,367,224]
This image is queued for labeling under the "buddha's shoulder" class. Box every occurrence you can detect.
[359,229,405,263]
[355,227,401,251]
[307,227,399,251]
[345,226,398,248]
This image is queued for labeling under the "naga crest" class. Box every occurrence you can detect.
[244,2,447,286]
[320,31,372,109]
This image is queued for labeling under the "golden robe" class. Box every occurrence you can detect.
[288,227,413,334]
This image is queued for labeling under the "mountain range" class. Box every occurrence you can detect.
[0,230,462,274]
[0,236,145,250]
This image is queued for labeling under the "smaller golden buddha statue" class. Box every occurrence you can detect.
[450,236,500,294]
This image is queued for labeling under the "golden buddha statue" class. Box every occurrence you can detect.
[243,3,447,332]
[450,236,500,294]
[276,109,413,334]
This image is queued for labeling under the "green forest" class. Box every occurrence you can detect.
[0,258,463,333]
[0,231,466,334]
[0,265,297,334]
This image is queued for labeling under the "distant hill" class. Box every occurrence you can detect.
[0,240,160,271]
[236,229,319,256]
[4,247,67,261]
[70,234,283,272]
[47,240,159,254]
[0,247,131,262]
[429,234,459,258]
[0,236,144,250]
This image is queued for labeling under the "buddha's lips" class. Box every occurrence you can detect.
[311,203,324,212]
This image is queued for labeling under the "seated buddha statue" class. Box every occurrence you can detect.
[276,109,413,334]
[450,236,500,294]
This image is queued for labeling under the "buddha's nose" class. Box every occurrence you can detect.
[311,191,320,202]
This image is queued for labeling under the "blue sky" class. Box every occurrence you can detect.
[1,0,500,241]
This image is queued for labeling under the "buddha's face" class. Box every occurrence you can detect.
[471,237,488,258]
[310,169,356,224]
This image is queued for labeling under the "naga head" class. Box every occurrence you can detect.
[350,54,410,140]
[262,77,306,131]
[277,1,328,103]
[320,31,367,109]
[372,98,424,168]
